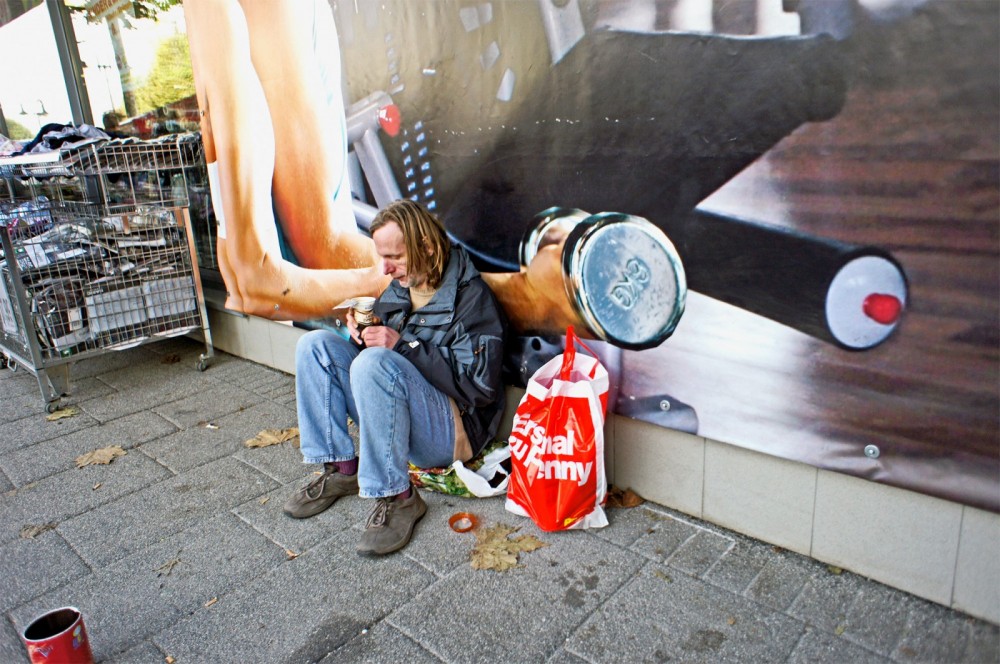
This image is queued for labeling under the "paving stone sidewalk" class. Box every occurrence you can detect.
[1,337,997,663]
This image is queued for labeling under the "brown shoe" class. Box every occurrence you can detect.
[283,467,359,519]
[357,488,427,556]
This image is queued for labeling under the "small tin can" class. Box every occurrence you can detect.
[22,607,94,664]
[352,296,377,329]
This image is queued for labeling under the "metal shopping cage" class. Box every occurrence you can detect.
[1,134,204,211]
[0,135,213,412]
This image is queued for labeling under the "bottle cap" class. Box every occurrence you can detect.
[448,512,478,533]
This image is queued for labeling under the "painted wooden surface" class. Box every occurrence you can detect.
[625,0,998,511]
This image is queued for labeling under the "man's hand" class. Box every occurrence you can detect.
[361,325,400,349]
[345,309,362,344]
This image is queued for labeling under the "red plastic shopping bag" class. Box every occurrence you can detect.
[505,326,609,531]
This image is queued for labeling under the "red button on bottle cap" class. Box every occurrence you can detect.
[863,293,902,325]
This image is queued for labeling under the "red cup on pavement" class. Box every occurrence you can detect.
[21,607,94,664]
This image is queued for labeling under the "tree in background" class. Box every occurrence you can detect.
[70,0,182,118]
[135,33,194,115]
[4,118,33,140]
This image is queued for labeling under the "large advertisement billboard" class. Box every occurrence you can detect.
[185,0,998,512]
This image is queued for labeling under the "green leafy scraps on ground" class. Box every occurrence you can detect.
[470,524,547,572]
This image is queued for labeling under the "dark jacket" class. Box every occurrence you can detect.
[374,244,508,456]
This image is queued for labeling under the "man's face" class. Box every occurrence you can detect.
[373,221,424,289]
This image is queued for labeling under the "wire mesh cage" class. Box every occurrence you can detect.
[2,134,204,212]
[0,135,213,411]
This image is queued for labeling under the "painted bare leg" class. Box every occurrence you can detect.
[185,0,388,321]
[240,0,376,271]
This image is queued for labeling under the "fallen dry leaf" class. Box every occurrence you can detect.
[204,597,218,608]
[165,656,176,664]
[46,406,80,421]
[259,497,270,505]
[827,565,843,575]
[654,569,672,583]
[285,549,299,560]
[161,354,181,365]
[244,428,299,448]
[76,445,126,468]
[727,617,737,626]
[4,482,37,498]
[156,557,182,577]
[834,624,846,636]
[607,485,645,508]
[20,522,58,539]
[470,524,547,572]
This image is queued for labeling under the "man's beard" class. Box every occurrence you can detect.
[405,273,428,290]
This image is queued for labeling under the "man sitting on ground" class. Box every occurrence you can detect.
[285,199,508,556]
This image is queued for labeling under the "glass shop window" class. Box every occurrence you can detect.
[68,1,197,139]
[72,1,218,274]
[0,1,220,276]
[0,2,72,143]
[67,0,217,274]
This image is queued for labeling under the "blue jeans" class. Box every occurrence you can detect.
[295,329,455,498]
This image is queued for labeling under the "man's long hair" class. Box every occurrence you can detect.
[371,199,451,290]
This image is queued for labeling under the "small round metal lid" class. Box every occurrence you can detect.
[562,212,686,350]
[518,207,591,267]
